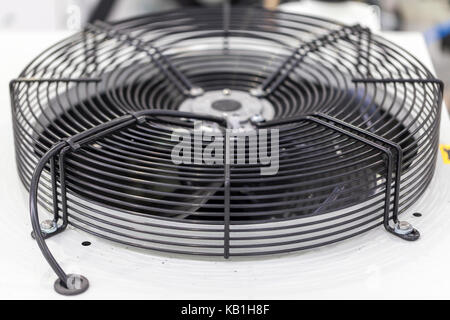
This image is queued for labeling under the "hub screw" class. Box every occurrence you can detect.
[223,89,231,96]
[190,87,204,97]
[394,221,414,235]
[250,87,265,98]
[40,220,58,235]
[250,114,266,124]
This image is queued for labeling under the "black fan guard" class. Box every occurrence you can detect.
[10,6,443,295]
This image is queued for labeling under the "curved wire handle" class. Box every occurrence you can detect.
[259,113,420,240]
[29,110,226,295]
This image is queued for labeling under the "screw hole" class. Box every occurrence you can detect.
[413,213,422,218]
[82,241,91,247]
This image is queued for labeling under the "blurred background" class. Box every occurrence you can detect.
[1,0,448,107]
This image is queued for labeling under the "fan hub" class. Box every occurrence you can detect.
[178,90,275,128]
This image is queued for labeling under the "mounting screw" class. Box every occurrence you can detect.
[223,88,231,96]
[250,114,266,125]
[391,221,420,241]
[190,87,204,97]
[394,221,414,235]
[250,87,265,98]
[54,274,89,296]
[40,220,58,235]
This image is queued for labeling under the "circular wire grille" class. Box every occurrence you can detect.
[12,7,442,257]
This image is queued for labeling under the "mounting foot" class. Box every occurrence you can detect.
[392,221,420,241]
[31,231,54,240]
[31,220,66,240]
[54,274,89,296]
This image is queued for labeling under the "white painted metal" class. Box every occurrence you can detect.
[0,31,449,299]
[280,0,382,31]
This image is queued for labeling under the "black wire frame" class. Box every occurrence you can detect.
[9,76,428,291]
[8,6,445,295]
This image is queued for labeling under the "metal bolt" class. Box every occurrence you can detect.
[66,274,84,290]
[394,221,414,235]
[190,87,204,97]
[40,220,58,235]
[223,89,231,96]
[250,87,265,98]
[250,114,266,124]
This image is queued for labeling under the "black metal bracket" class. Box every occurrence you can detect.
[10,78,100,244]
[24,108,226,295]
[251,24,368,98]
[351,77,444,237]
[258,113,421,242]
[85,21,204,98]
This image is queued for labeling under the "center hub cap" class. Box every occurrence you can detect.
[178,89,275,128]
